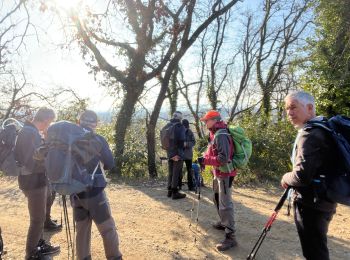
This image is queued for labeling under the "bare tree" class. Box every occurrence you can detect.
[206,10,233,110]
[0,0,30,71]
[227,13,260,122]
[0,70,85,120]
[256,0,312,117]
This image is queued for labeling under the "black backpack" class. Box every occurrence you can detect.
[0,119,23,176]
[305,115,350,206]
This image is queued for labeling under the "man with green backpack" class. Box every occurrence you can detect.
[198,110,252,251]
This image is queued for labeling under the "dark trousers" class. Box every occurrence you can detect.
[23,186,47,258]
[167,160,183,190]
[184,159,194,189]
[294,201,335,260]
[46,185,56,222]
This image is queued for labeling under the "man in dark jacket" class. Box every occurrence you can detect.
[281,91,337,260]
[166,111,186,199]
[199,110,237,251]
[15,107,60,259]
[181,119,196,191]
[70,110,122,260]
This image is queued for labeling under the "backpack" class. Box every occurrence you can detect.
[305,115,350,206]
[0,118,23,176]
[215,125,252,169]
[160,122,179,150]
[44,121,103,195]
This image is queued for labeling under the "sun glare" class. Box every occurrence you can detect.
[54,0,81,10]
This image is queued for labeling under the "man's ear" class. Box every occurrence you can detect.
[306,103,314,114]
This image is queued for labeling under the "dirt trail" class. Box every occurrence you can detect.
[0,176,349,260]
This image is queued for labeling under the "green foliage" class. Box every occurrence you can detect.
[238,114,295,184]
[57,99,88,122]
[97,120,149,178]
[303,0,350,116]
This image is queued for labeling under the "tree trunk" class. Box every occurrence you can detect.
[262,89,271,118]
[113,86,142,175]
[146,120,157,178]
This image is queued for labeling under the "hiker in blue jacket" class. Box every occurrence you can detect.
[70,110,122,260]
[15,107,60,259]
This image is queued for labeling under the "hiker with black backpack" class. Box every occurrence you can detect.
[281,91,338,260]
[198,110,238,251]
[181,119,196,191]
[161,111,187,199]
[14,107,60,259]
[70,110,122,260]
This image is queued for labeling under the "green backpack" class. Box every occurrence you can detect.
[214,125,252,171]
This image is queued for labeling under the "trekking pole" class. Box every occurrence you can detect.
[247,187,291,260]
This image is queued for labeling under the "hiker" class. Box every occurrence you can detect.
[165,111,187,199]
[70,110,122,260]
[14,107,60,259]
[281,91,337,260]
[181,119,196,191]
[198,110,237,251]
[192,160,201,190]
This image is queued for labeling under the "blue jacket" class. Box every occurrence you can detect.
[166,119,186,159]
[77,127,114,198]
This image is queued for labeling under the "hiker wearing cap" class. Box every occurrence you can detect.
[281,91,337,260]
[181,119,196,191]
[198,110,237,251]
[15,107,60,259]
[70,110,122,260]
[166,111,187,199]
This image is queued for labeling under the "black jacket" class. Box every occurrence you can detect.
[183,128,196,160]
[282,122,338,212]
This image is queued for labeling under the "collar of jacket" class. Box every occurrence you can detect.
[208,121,227,140]
[170,118,181,123]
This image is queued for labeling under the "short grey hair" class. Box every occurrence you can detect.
[172,111,183,120]
[33,107,56,122]
[285,91,316,113]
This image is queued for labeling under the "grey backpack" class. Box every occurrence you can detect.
[0,118,23,176]
[160,122,179,150]
[44,121,103,195]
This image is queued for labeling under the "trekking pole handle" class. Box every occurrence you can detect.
[274,187,291,212]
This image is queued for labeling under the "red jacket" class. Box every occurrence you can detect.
[203,121,237,177]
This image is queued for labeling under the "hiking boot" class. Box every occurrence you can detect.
[44,219,62,232]
[212,221,225,231]
[37,239,60,255]
[172,190,186,200]
[216,233,237,251]
[167,190,172,197]
[27,247,43,260]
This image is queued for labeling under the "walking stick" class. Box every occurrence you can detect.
[247,187,291,260]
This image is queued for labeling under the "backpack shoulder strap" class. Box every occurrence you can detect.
[304,121,332,133]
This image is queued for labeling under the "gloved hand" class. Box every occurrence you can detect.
[197,156,205,170]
